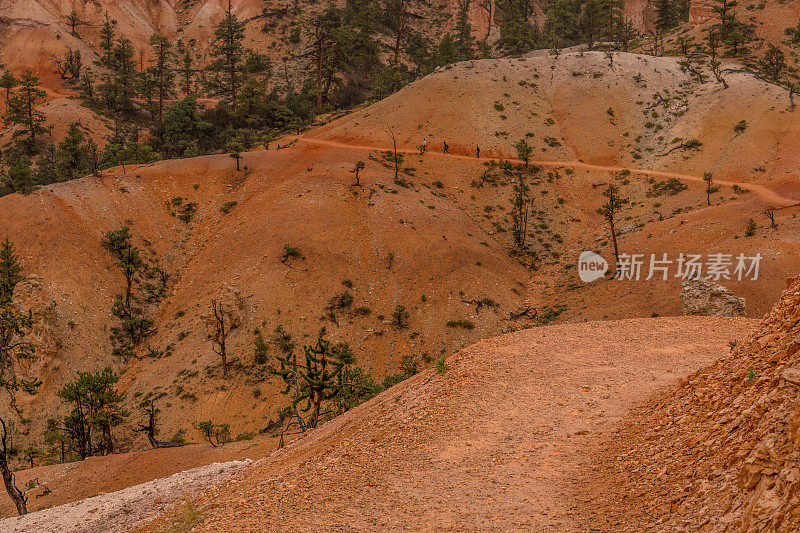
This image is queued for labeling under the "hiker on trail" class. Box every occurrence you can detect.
[422,139,427,154]
[443,141,449,155]
[475,145,480,158]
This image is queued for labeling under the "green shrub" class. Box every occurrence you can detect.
[745,218,757,237]
[446,319,475,330]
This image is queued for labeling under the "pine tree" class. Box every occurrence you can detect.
[35,143,57,185]
[654,0,679,32]
[176,39,198,97]
[454,0,475,61]
[55,123,92,181]
[703,172,720,205]
[0,237,35,516]
[0,239,23,306]
[5,70,47,151]
[0,418,27,515]
[206,10,247,113]
[112,38,137,113]
[5,158,35,194]
[580,0,622,48]
[597,183,628,263]
[759,44,787,83]
[66,9,82,37]
[709,0,753,57]
[102,226,142,315]
[383,0,411,68]
[98,13,116,68]
[58,367,128,457]
[148,34,175,125]
[0,71,18,112]
[497,0,540,54]
[612,15,637,51]
[511,170,529,247]
[515,138,532,165]
[153,96,212,158]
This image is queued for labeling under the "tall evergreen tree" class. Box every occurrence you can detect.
[176,39,198,97]
[111,38,137,113]
[206,10,247,113]
[66,9,81,37]
[580,0,622,48]
[5,70,47,151]
[654,0,679,32]
[759,44,787,82]
[58,367,128,457]
[0,71,18,112]
[454,0,475,61]
[545,0,581,46]
[0,239,23,306]
[147,34,175,125]
[4,158,35,194]
[98,13,116,68]
[55,123,92,181]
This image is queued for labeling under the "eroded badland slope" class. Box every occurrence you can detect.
[1,49,800,523]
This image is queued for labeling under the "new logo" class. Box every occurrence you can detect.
[578,251,608,283]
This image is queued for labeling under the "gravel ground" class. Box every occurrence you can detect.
[0,460,251,533]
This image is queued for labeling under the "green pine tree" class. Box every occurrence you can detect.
[147,34,176,125]
[454,0,475,61]
[4,70,47,151]
[206,11,247,114]
[0,71,18,112]
[654,0,679,32]
[0,239,23,306]
[55,123,92,181]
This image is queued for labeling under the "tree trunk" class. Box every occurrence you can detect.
[609,216,619,263]
[0,419,26,516]
[0,454,25,515]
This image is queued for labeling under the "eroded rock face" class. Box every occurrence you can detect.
[11,275,60,379]
[681,277,746,317]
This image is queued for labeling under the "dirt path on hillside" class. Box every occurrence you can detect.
[140,317,755,532]
[289,136,795,207]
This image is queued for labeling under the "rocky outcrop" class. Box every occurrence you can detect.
[622,275,800,530]
[681,277,746,317]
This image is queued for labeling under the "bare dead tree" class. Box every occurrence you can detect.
[509,306,537,320]
[211,299,233,377]
[764,207,777,228]
[135,399,187,448]
[351,161,365,186]
[462,299,484,315]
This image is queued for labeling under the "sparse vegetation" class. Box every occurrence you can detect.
[391,305,410,328]
[745,218,757,237]
[446,319,476,330]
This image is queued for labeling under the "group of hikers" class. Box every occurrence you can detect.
[421,139,480,158]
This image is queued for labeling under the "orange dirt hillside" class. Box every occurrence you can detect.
[0,47,799,523]
[135,316,757,532]
[1,49,799,462]
[308,51,800,182]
